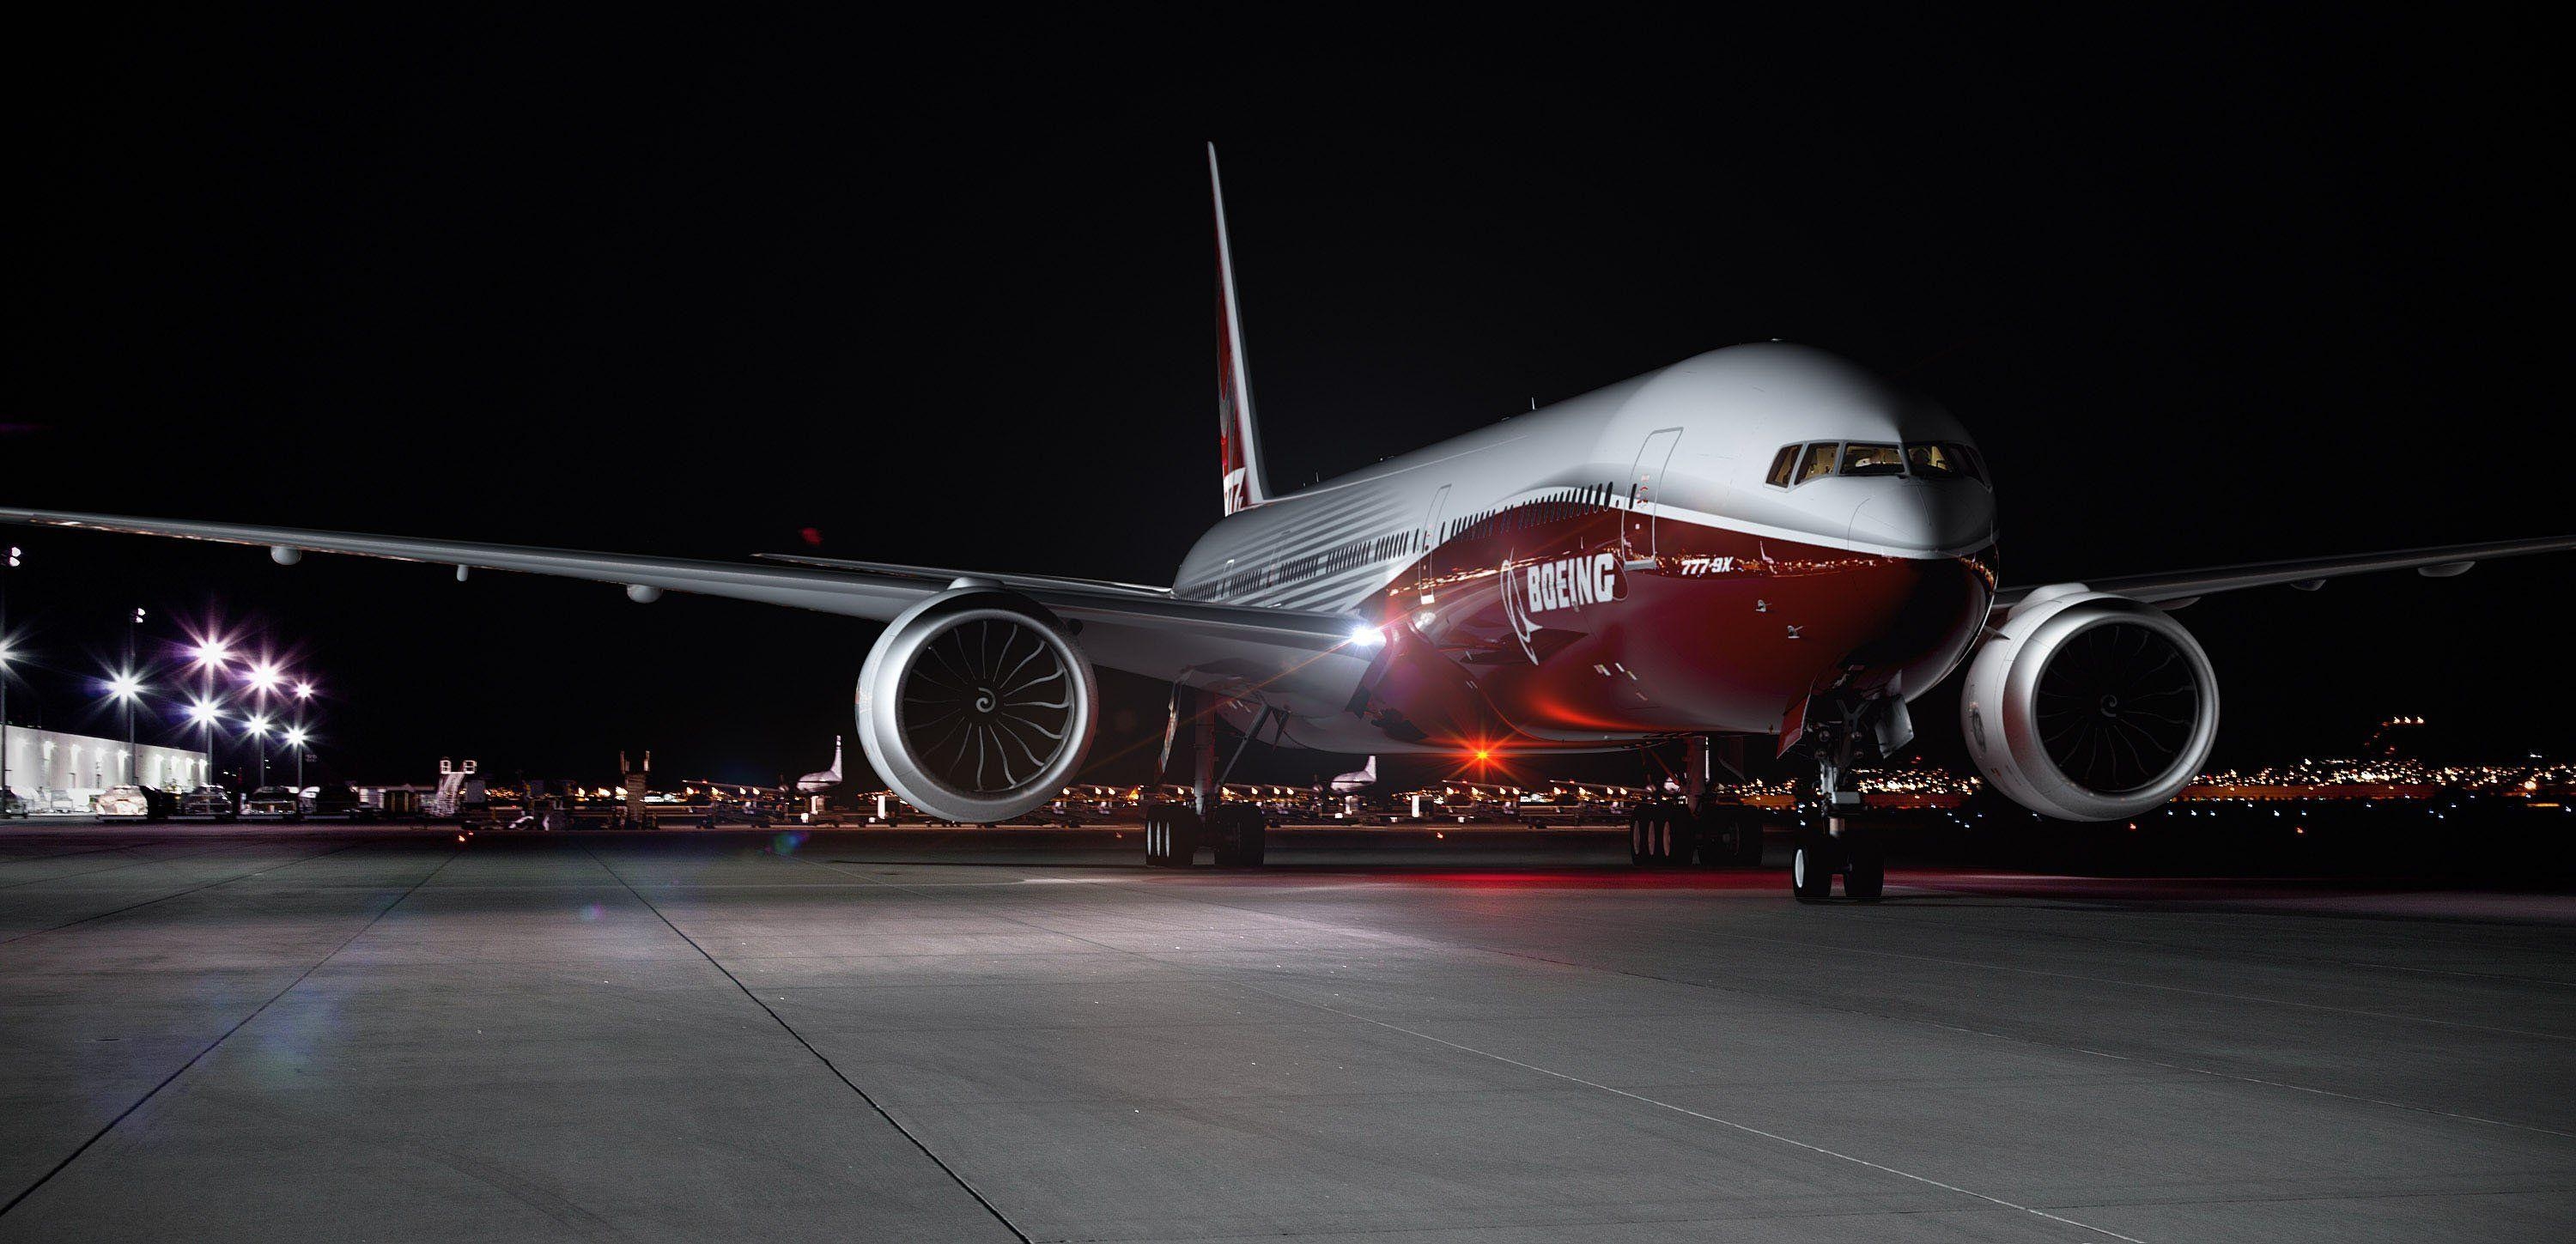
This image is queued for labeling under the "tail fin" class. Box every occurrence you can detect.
[1210,143,1271,515]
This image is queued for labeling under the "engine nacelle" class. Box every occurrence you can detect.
[1959,589,2219,822]
[856,587,1099,824]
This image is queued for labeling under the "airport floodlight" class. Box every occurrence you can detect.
[285,727,308,748]
[5,546,19,567]
[0,642,12,666]
[185,699,222,725]
[193,639,232,666]
[246,714,272,737]
[104,671,145,701]
[246,661,283,693]
[293,681,314,700]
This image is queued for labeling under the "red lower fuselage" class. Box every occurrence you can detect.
[1321,507,1995,755]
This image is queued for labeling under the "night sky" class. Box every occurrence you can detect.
[9,12,2566,791]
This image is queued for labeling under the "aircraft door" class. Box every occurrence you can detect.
[1625,428,1682,567]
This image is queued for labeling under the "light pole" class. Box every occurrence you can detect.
[243,660,283,787]
[246,714,271,787]
[104,671,145,786]
[125,607,145,781]
[0,640,13,801]
[2,545,15,798]
[185,699,223,791]
[191,638,230,788]
[290,683,317,792]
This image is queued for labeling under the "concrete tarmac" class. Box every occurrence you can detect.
[2,823,2571,1242]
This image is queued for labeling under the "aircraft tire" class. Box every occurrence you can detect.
[1629,810,1650,865]
[1662,806,1697,866]
[1791,830,1835,901]
[1844,827,1885,901]
[1636,805,1674,866]
[1733,812,1766,866]
[1211,806,1267,866]
[1146,803,1200,867]
[1694,804,1760,868]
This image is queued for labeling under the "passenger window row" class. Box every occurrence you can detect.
[1764,440,1984,488]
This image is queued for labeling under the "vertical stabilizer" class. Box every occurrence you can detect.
[1210,143,1271,515]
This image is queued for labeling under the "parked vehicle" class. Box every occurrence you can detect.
[94,786,168,819]
[179,786,238,821]
[240,786,303,820]
[301,787,379,822]
[2,789,27,818]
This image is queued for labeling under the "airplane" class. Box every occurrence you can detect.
[8,145,2572,899]
[795,736,844,795]
[1329,756,1378,795]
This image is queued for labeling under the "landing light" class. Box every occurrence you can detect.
[1348,624,1385,647]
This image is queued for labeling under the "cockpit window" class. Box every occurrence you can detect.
[1839,442,1905,476]
[1770,439,1987,487]
[1904,441,1981,481]
[1765,445,1799,488]
[1795,442,1838,485]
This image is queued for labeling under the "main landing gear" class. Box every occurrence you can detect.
[1630,735,1768,868]
[1143,802,1267,868]
[1627,800,1765,867]
[1145,685,1270,869]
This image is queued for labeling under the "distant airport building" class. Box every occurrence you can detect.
[3,727,210,804]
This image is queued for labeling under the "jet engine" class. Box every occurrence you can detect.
[856,586,1099,824]
[1959,587,2219,822]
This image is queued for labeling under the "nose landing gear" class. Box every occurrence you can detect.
[1793,705,1890,902]
[1792,819,1884,901]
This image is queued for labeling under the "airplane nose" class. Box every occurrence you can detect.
[1848,482,1994,553]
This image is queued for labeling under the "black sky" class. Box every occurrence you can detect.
[9,10,2567,788]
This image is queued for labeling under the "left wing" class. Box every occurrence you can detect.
[1992,534,2576,619]
[0,507,1378,713]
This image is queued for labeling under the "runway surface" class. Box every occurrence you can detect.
[2,824,2571,1242]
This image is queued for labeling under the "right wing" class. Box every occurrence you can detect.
[1991,534,2576,619]
[0,507,1378,713]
